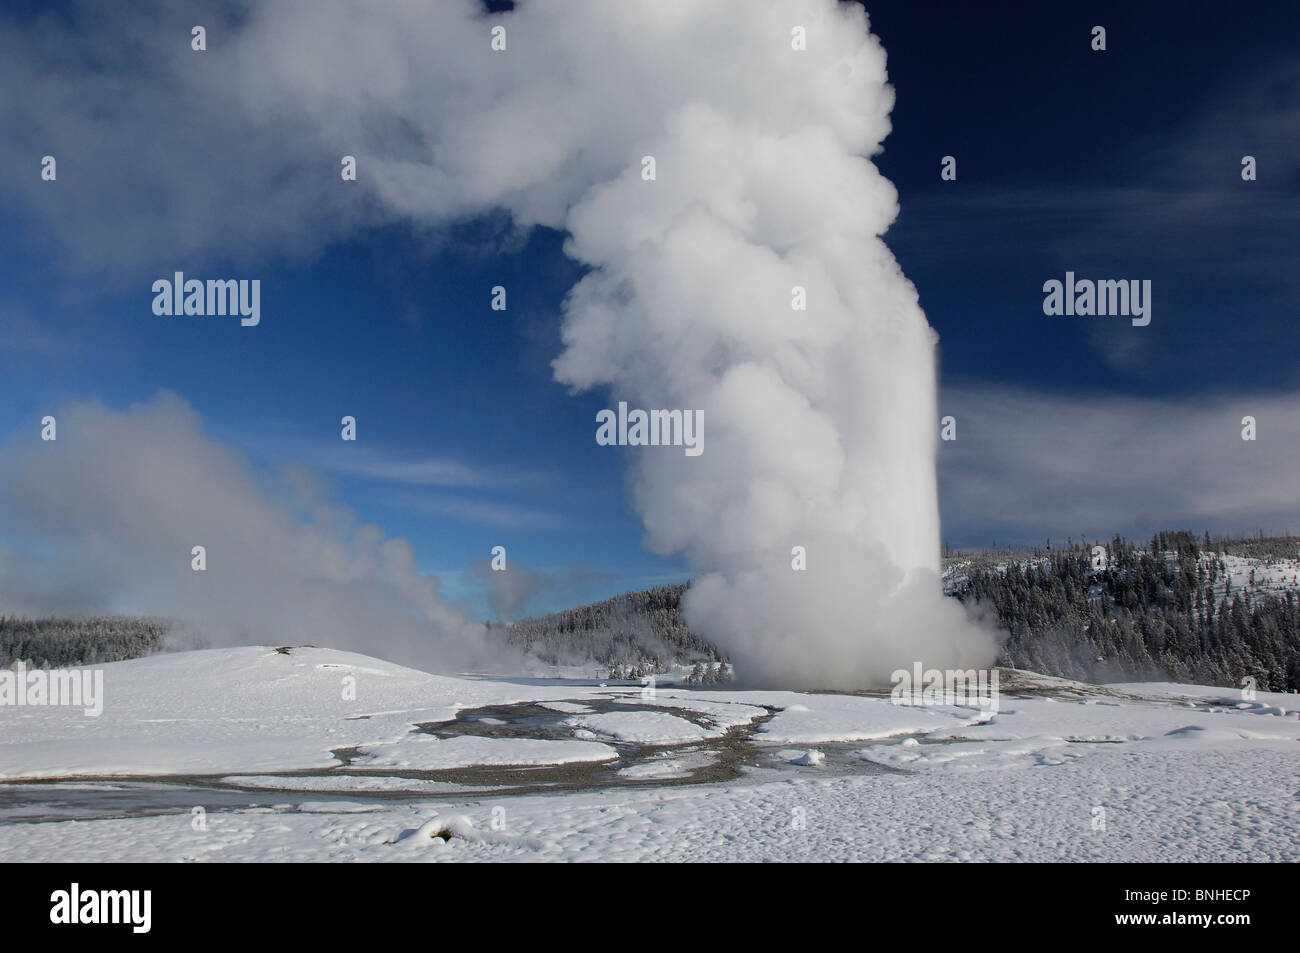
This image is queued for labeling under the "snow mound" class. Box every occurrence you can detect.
[564,711,707,745]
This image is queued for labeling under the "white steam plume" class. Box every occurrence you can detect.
[1,0,997,685]
[0,394,510,673]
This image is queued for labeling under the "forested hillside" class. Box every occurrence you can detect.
[1,616,168,667]
[504,531,1300,689]
[947,531,1300,690]
[500,582,724,678]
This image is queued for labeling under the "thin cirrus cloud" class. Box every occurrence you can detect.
[395,491,570,532]
[895,59,1299,377]
[904,57,1300,261]
[314,445,544,490]
[212,428,560,531]
[938,385,1300,546]
[304,445,565,531]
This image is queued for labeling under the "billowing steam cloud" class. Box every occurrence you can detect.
[0,394,509,673]
[1,0,996,685]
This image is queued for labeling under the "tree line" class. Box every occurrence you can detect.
[949,531,1300,691]
[499,582,727,678]
[1,615,168,668]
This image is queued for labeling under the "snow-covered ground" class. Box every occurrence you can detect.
[1,647,1296,862]
[1209,553,1300,597]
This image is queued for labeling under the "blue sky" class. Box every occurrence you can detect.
[870,0,1300,397]
[1,1,1297,620]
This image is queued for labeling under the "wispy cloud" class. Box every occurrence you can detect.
[397,492,569,531]
[897,59,1300,374]
[939,384,1300,546]
[240,439,565,531]
[315,446,542,489]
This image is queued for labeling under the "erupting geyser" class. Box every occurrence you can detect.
[224,0,1001,686]
[2,0,999,685]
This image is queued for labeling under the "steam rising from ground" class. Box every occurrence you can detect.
[0,395,508,673]
[549,92,997,687]
[1,0,996,684]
